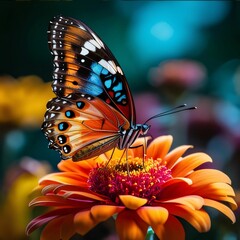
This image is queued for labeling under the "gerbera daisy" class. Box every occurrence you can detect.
[26,135,237,240]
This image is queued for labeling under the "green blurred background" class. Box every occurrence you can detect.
[0,1,240,239]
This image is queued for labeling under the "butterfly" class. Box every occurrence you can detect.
[41,15,151,162]
[42,16,193,162]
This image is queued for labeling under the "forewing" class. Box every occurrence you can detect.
[42,94,130,161]
[48,15,136,124]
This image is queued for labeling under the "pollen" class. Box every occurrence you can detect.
[88,157,172,204]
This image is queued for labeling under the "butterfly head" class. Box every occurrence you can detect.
[136,123,150,135]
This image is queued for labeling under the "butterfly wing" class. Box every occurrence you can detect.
[42,93,130,161]
[48,15,136,125]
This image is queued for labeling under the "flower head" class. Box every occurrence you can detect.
[26,136,237,240]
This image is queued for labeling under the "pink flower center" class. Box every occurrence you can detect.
[88,157,172,204]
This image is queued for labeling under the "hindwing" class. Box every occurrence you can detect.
[42,93,130,161]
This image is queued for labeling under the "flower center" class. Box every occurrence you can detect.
[88,157,172,204]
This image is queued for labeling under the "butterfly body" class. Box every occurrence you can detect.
[42,16,149,161]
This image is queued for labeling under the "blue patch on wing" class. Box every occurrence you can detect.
[86,62,127,105]
[117,94,127,103]
[91,62,103,75]
[102,68,109,75]
[104,79,111,89]
[113,82,123,92]
[115,92,121,97]
[83,62,111,96]
[91,62,109,76]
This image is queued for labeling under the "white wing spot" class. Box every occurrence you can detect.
[80,25,86,30]
[80,47,89,56]
[108,60,117,71]
[84,41,96,52]
[98,59,116,74]
[50,113,55,118]
[92,32,105,49]
[117,66,123,75]
[89,39,101,49]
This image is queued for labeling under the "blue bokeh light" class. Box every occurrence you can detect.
[127,1,230,63]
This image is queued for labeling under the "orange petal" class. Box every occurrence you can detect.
[26,208,76,235]
[90,205,124,221]
[209,196,237,210]
[58,159,95,176]
[39,172,88,186]
[189,169,232,186]
[165,204,211,232]
[29,195,82,207]
[40,215,75,240]
[163,177,192,188]
[74,210,98,235]
[137,206,169,226]
[147,135,173,160]
[192,183,235,198]
[220,196,238,210]
[63,191,107,201]
[204,199,236,223]
[131,137,150,147]
[157,178,192,200]
[116,209,148,240]
[154,215,185,240]
[164,145,193,169]
[119,195,147,210]
[171,153,212,177]
[164,195,204,210]
[130,136,152,158]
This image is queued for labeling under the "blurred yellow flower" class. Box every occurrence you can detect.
[0,75,54,127]
[0,157,51,240]
[26,136,237,240]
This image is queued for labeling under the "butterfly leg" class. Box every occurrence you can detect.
[129,137,148,169]
[116,147,131,175]
[105,146,117,167]
[126,148,130,175]
[118,148,127,165]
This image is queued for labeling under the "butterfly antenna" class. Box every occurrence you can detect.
[144,104,197,124]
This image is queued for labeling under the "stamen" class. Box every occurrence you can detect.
[88,157,172,204]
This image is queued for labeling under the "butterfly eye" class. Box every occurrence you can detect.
[58,122,69,131]
[76,101,85,109]
[65,110,75,118]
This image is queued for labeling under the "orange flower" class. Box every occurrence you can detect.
[26,136,237,240]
